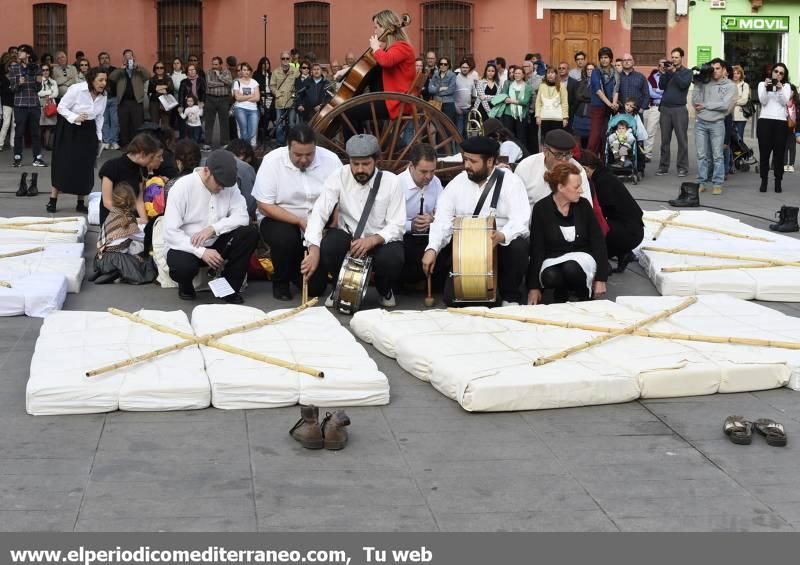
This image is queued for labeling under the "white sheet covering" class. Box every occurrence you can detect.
[87,192,101,226]
[637,210,800,301]
[192,305,390,409]
[0,272,68,317]
[152,217,209,290]
[0,216,88,244]
[350,296,799,411]
[26,310,210,415]
[0,243,85,293]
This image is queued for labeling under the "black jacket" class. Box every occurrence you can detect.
[177,76,206,106]
[591,166,643,230]
[527,194,609,289]
[297,78,332,121]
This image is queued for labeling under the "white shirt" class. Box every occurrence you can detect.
[757,82,791,121]
[180,105,203,127]
[399,167,443,234]
[163,169,249,258]
[304,167,405,248]
[515,153,592,209]
[426,168,530,254]
[171,71,187,92]
[233,78,259,111]
[252,146,342,222]
[57,81,107,141]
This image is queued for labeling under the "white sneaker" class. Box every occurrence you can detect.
[788,165,795,173]
[501,301,519,307]
[110,143,120,150]
[325,293,334,308]
[102,143,109,150]
[378,289,396,308]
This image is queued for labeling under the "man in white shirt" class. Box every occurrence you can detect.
[422,136,531,306]
[301,134,405,308]
[399,143,445,287]
[515,129,592,209]
[253,124,342,301]
[164,149,257,303]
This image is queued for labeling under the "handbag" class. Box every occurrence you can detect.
[43,98,57,118]
[742,100,755,119]
[428,99,442,111]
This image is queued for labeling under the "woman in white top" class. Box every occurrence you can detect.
[171,57,187,92]
[37,63,59,150]
[731,65,750,142]
[232,62,260,147]
[47,66,108,213]
[757,62,792,193]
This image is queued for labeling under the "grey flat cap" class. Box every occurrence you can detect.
[346,134,380,158]
[205,149,238,187]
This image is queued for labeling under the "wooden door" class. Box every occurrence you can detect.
[550,11,602,66]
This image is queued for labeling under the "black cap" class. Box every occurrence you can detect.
[460,135,500,156]
[205,149,238,187]
[543,129,577,151]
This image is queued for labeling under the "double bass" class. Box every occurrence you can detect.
[312,13,412,128]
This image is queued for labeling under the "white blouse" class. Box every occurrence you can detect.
[757,82,791,121]
[57,81,107,141]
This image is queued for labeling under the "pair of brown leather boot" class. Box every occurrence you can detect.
[289,405,350,450]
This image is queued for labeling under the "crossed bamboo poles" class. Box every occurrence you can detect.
[450,296,800,367]
[0,246,49,288]
[85,299,324,379]
[0,217,82,234]
[644,212,772,242]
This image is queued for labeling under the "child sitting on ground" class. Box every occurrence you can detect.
[608,120,636,168]
[179,95,203,142]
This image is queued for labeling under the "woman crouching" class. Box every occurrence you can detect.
[527,162,608,304]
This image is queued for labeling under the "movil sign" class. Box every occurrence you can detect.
[721,16,790,32]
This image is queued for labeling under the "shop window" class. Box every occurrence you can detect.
[33,3,67,58]
[421,1,473,66]
[631,9,667,67]
[157,0,203,64]
[295,2,330,63]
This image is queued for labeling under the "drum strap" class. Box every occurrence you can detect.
[353,171,383,240]
[472,168,505,217]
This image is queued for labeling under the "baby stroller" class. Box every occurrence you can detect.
[604,113,641,184]
[730,132,758,172]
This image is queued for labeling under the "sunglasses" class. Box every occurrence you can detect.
[41,67,49,71]
[546,147,573,160]
[281,57,290,60]
[80,63,89,66]
[774,69,785,75]
[439,62,449,66]
[155,66,165,69]
[301,66,309,70]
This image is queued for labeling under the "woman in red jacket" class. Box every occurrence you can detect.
[368,9,417,119]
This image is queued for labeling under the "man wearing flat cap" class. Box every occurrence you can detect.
[163,149,258,303]
[301,134,405,308]
[515,129,592,208]
[422,135,531,306]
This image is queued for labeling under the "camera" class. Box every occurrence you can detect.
[764,78,780,92]
[691,64,713,84]
[663,61,673,69]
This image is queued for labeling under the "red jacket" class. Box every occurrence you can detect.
[373,40,417,118]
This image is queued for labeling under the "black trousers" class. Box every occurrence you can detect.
[118,99,145,147]
[166,225,258,292]
[307,229,404,298]
[539,119,566,147]
[502,116,528,152]
[260,218,303,287]
[402,232,448,289]
[540,260,590,303]
[525,115,540,154]
[606,220,644,259]
[13,106,41,159]
[442,237,529,306]
[757,117,788,181]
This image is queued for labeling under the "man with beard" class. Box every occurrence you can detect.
[422,136,530,306]
[254,124,342,301]
[301,134,405,308]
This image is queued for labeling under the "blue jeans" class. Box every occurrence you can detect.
[274,107,289,145]
[102,97,119,144]
[234,107,259,146]
[695,118,725,186]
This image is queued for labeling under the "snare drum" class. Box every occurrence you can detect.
[451,216,497,303]
[333,253,373,315]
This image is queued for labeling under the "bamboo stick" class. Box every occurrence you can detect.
[0,247,45,259]
[660,263,776,273]
[449,305,800,350]
[107,308,197,341]
[2,218,81,227]
[204,339,324,378]
[642,217,772,242]
[0,280,10,288]
[532,297,698,366]
[202,298,318,341]
[0,225,79,234]
[85,338,200,377]
[651,211,679,240]
[301,250,309,305]
[642,246,800,268]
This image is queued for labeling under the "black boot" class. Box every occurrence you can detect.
[76,199,88,213]
[46,197,57,213]
[769,206,799,233]
[668,182,700,207]
[775,178,782,193]
[26,172,38,196]
[759,177,768,192]
[15,172,27,197]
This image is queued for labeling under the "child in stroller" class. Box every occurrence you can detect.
[605,111,642,183]
[608,120,635,168]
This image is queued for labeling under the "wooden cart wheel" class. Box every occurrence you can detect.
[311,92,463,175]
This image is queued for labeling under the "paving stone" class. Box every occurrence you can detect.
[257,505,437,532]
[435,510,618,532]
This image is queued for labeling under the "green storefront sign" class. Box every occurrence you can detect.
[721,15,790,32]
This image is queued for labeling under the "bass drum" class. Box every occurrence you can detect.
[333,254,373,315]
[451,216,497,303]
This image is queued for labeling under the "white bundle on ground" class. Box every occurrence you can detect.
[637,210,800,301]
[151,217,208,289]
[0,243,85,293]
[87,193,102,226]
[192,305,390,409]
[26,310,209,415]
[0,216,88,244]
[351,296,800,412]
[0,272,68,317]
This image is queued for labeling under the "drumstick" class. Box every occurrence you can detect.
[301,250,309,305]
[424,273,434,307]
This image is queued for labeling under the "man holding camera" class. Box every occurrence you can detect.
[108,49,151,148]
[657,48,692,177]
[691,58,735,195]
[7,45,47,168]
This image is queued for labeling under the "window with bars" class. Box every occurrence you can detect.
[631,9,667,67]
[157,0,203,64]
[421,1,473,66]
[33,3,67,59]
[295,2,330,63]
